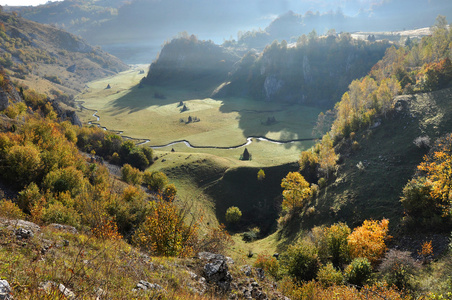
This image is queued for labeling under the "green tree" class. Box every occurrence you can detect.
[282,241,320,282]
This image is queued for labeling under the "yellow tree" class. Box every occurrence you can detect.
[347,219,390,265]
[319,134,338,179]
[417,134,452,216]
[281,172,311,212]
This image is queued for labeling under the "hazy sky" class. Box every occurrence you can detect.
[0,0,63,6]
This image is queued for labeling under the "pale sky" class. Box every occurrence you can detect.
[0,0,63,6]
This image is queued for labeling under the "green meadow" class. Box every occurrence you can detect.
[76,65,322,166]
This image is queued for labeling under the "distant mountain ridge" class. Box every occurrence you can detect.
[0,10,128,95]
[8,0,452,63]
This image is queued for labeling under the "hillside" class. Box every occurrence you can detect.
[143,35,240,91]
[298,88,452,230]
[0,11,128,96]
[218,35,390,107]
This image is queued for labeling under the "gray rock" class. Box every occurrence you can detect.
[58,284,75,299]
[132,280,163,292]
[198,251,234,264]
[6,219,40,234]
[14,227,33,239]
[48,223,78,234]
[203,259,233,291]
[241,265,252,276]
[0,280,13,300]
[39,281,75,299]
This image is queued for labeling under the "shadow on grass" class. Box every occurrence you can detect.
[104,80,322,151]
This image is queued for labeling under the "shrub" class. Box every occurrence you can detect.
[317,263,344,286]
[254,252,280,279]
[132,199,199,257]
[0,199,26,219]
[42,166,86,197]
[281,241,320,282]
[17,182,43,214]
[242,227,260,242]
[163,183,177,200]
[41,201,81,228]
[121,164,142,185]
[348,219,390,265]
[401,178,438,221]
[225,206,242,223]
[413,135,431,149]
[378,250,417,291]
[345,257,372,286]
[5,144,42,187]
[325,222,351,268]
[196,224,233,254]
[143,171,168,192]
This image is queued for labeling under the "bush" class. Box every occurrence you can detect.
[163,183,177,200]
[143,171,168,192]
[242,227,260,242]
[42,166,86,197]
[132,199,199,257]
[281,241,320,282]
[317,263,344,286]
[17,182,43,214]
[41,201,81,228]
[5,144,42,187]
[0,199,26,219]
[325,222,351,268]
[254,252,280,279]
[225,206,242,223]
[345,257,372,286]
[378,250,417,292]
[121,164,142,185]
[347,219,390,265]
[401,178,438,220]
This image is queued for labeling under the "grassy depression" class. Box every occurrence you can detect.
[76,65,321,166]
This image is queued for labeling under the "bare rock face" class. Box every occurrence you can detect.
[264,75,284,101]
[0,90,9,111]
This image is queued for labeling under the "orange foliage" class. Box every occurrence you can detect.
[133,198,199,257]
[418,240,433,259]
[280,279,409,300]
[347,219,391,265]
[417,133,452,216]
[91,216,122,241]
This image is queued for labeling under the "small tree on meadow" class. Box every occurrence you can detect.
[257,169,265,181]
[225,206,242,223]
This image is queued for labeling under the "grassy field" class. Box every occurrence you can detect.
[76,65,321,166]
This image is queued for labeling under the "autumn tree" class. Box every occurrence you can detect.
[318,134,338,179]
[132,198,199,257]
[257,169,265,181]
[281,172,312,213]
[347,219,390,265]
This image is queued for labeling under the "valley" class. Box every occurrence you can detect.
[76,65,320,166]
[0,2,452,299]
